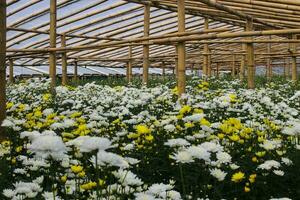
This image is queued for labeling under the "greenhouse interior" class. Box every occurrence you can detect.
[0,0,300,199]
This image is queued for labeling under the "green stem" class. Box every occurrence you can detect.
[179,163,186,199]
[95,154,100,200]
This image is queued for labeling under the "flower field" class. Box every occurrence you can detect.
[1,77,299,200]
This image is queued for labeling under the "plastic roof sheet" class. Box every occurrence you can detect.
[5,0,300,76]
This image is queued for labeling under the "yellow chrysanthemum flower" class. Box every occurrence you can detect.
[231,171,245,183]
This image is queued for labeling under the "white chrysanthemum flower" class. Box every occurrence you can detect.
[216,152,232,164]
[1,119,14,127]
[165,138,190,147]
[3,189,14,198]
[28,135,67,160]
[96,151,129,168]
[113,169,143,187]
[210,168,227,181]
[259,140,281,150]
[281,157,293,166]
[186,146,211,162]
[170,150,194,163]
[134,193,156,200]
[164,124,176,132]
[258,160,281,170]
[273,170,284,176]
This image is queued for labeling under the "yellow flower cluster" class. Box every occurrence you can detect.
[231,171,245,183]
[197,81,209,91]
[128,124,154,149]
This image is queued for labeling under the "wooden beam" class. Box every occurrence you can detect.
[246,19,255,89]
[49,0,57,93]
[61,34,67,86]
[0,0,6,139]
[177,0,186,95]
[143,3,150,85]
[196,0,281,29]
[9,28,300,53]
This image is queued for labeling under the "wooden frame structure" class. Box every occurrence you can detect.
[1,0,300,135]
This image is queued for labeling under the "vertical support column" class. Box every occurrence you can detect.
[231,54,236,78]
[291,34,298,82]
[175,45,179,78]
[246,19,255,89]
[49,0,57,93]
[9,59,14,84]
[73,60,78,83]
[266,36,272,80]
[127,46,133,83]
[284,57,290,78]
[61,34,68,86]
[208,48,212,76]
[0,0,6,138]
[203,17,209,76]
[240,43,246,80]
[143,3,150,85]
[177,0,186,95]
[216,62,220,77]
[162,61,166,80]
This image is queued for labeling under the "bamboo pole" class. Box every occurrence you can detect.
[8,29,300,53]
[240,43,246,80]
[9,59,14,83]
[162,61,166,79]
[291,34,298,82]
[231,54,236,77]
[285,58,290,78]
[208,48,212,76]
[203,17,209,76]
[127,46,133,83]
[175,45,179,78]
[246,19,255,89]
[61,34,68,86]
[177,0,186,95]
[266,36,272,80]
[73,60,78,83]
[143,3,150,85]
[0,0,6,139]
[49,0,57,93]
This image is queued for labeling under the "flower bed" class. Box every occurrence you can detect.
[1,77,299,200]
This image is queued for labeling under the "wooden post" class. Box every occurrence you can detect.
[246,19,255,89]
[175,45,179,78]
[177,0,186,95]
[208,48,212,76]
[49,0,57,93]
[9,59,14,83]
[203,17,209,76]
[127,46,133,83]
[231,54,236,78]
[162,61,166,80]
[284,57,290,78]
[61,34,68,86]
[216,63,220,77]
[143,3,150,85]
[0,0,6,139]
[291,34,298,82]
[266,36,272,80]
[73,60,78,83]
[240,43,246,80]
